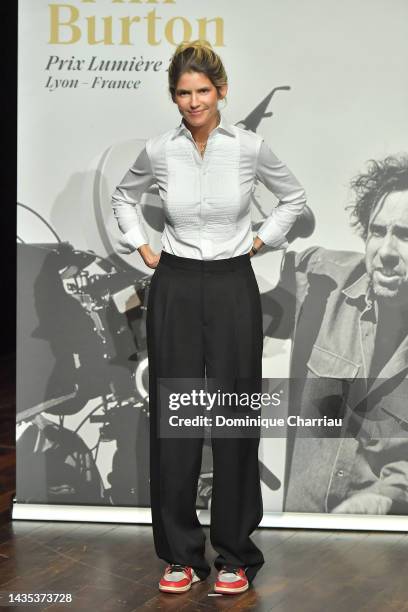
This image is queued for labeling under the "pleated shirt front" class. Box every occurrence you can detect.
[111,113,307,260]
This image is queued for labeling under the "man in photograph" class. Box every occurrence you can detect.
[267,154,408,514]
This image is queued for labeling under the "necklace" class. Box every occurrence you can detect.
[196,140,207,154]
[193,113,221,156]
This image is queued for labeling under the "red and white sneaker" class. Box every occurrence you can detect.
[159,564,201,593]
[214,566,249,595]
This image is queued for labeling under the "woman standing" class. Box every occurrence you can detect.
[111,40,307,595]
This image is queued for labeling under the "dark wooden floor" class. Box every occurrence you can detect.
[1,351,408,611]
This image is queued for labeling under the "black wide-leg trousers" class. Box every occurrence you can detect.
[146,250,264,582]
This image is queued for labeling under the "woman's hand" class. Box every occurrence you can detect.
[249,237,264,257]
[138,244,161,269]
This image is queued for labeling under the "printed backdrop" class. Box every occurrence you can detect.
[17,0,408,517]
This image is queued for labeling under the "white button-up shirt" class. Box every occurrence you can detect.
[111,113,307,260]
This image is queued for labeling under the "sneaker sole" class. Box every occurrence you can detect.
[159,575,202,593]
[159,583,192,593]
[214,583,249,594]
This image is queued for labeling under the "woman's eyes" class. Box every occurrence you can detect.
[178,89,210,96]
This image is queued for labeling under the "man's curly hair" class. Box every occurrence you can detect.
[348,155,408,240]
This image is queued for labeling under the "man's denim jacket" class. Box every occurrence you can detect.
[265,246,408,514]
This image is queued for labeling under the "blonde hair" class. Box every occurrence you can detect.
[168,40,228,102]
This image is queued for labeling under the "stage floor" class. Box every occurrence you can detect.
[2,351,408,610]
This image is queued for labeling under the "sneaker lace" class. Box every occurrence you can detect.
[167,564,187,573]
[221,565,242,575]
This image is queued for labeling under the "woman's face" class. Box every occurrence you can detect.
[173,71,227,130]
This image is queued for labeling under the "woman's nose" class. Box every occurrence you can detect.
[190,93,199,107]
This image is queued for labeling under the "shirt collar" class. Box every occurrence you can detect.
[342,272,374,311]
[171,112,236,140]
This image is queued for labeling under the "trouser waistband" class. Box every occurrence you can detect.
[159,250,251,271]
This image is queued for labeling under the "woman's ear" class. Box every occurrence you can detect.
[218,83,228,100]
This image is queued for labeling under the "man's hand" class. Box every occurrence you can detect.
[331,493,393,515]
[138,244,161,269]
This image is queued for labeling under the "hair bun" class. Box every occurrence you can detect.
[174,39,214,57]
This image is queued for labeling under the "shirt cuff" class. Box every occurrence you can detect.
[257,221,289,250]
[123,226,149,250]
